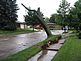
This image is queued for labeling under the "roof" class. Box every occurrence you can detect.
[16,21,26,24]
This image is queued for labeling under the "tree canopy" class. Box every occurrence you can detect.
[49,14,56,23]
[57,0,70,26]
[0,0,18,30]
[24,7,40,30]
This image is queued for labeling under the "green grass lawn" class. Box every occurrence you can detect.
[52,34,81,61]
[0,29,35,36]
[0,35,59,61]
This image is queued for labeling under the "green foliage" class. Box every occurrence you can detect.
[68,7,79,28]
[68,0,81,30]
[24,8,41,31]
[52,35,81,61]
[22,5,52,37]
[24,10,40,26]
[55,14,63,25]
[49,14,56,23]
[44,17,50,23]
[57,0,70,25]
[0,0,18,30]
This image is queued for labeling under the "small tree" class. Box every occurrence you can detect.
[57,0,70,32]
[44,17,50,23]
[24,8,40,31]
[49,14,57,23]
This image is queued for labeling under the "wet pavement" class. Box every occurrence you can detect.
[0,31,47,58]
[0,30,64,59]
[28,50,57,61]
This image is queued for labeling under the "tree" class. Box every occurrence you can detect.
[73,0,81,39]
[44,17,50,23]
[55,14,63,25]
[22,4,52,37]
[49,14,56,23]
[57,0,70,26]
[0,0,18,30]
[68,7,78,29]
[65,0,81,38]
[24,8,40,31]
[74,0,81,30]
[68,0,81,30]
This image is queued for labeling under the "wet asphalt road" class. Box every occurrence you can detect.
[0,31,47,58]
[0,30,64,58]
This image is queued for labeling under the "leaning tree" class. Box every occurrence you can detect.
[21,4,52,37]
[24,7,40,31]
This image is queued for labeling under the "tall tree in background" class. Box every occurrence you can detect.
[74,0,81,30]
[24,8,40,31]
[0,0,18,30]
[55,14,63,25]
[68,0,81,30]
[57,0,70,26]
[74,0,81,39]
[68,7,79,29]
[44,17,50,23]
[68,0,81,38]
[49,14,57,23]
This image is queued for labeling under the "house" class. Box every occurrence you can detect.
[47,23,62,30]
[34,23,62,30]
[16,21,62,30]
[47,23,55,30]
[16,21,27,29]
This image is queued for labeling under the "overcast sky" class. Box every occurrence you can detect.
[16,0,78,22]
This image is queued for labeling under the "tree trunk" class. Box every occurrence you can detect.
[36,12,52,37]
[32,25,34,31]
[21,4,52,37]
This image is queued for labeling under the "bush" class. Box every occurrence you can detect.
[4,24,16,31]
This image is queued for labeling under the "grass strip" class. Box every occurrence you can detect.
[0,35,59,61]
[0,29,35,36]
[52,34,81,61]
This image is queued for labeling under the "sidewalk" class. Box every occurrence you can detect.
[28,38,65,61]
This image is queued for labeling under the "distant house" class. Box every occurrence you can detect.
[47,23,62,30]
[16,21,27,29]
[16,21,62,30]
[47,23,55,30]
[34,23,62,30]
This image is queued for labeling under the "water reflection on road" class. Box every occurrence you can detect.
[0,30,64,58]
[0,31,47,58]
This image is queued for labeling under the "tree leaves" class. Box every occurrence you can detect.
[0,0,18,30]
